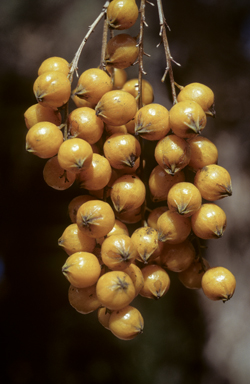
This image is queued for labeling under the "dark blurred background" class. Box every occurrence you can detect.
[1,0,250,383]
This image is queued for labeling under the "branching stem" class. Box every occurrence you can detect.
[156,0,180,104]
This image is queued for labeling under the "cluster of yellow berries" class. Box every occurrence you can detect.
[24,0,236,340]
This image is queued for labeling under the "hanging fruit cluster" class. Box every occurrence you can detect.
[24,0,236,341]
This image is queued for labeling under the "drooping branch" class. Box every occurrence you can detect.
[156,0,180,104]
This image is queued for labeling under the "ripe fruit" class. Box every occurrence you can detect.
[97,307,111,329]
[122,78,154,105]
[177,82,215,117]
[157,210,191,244]
[106,219,129,237]
[105,33,139,69]
[62,251,101,288]
[194,164,232,201]
[73,68,113,106]
[169,100,207,138]
[147,206,168,229]
[43,156,76,190]
[115,205,143,224]
[76,200,115,238]
[178,257,210,289]
[68,195,96,223]
[149,166,185,203]
[58,223,96,255]
[96,270,136,310]
[103,133,141,170]
[57,138,93,174]
[107,0,139,30]
[187,136,218,171]
[33,71,71,109]
[140,264,170,299]
[131,226,159,264]
[155,134,191,175]
[167,182,202,217]
[95,90,137,125]
[38,56,70,76]
[201,266,236,302]
[134,103,170,141]
[160,240,196,272]
[109,305,144,340]
[68,107,104,144]
[77,153,112,190]
[25,121,63,158]
[68,284,100,314]
[110,174,146,212]
[124,263,144,296]
[24,103,61,129]
[101,234,138,270]
[191,203,227,239]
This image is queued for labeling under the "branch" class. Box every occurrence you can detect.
[68,1,110,83]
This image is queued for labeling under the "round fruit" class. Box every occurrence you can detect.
[25,121,63,158]
[191,203,227,239]
[134,103,170,141]
[97,307,112,330]
[107,0,139,30]
[155,134,191,175]
[68,107,104,144]
[43,156,76,190]
[109,305,144,340]
[95,90,137,125]
[96,270,136,310]
[149,166,185,203]
[187,136,218,171]
[139,264,170,299]
[58,223,96,255]
[110,174,146,212]
[76,200,115,238]
[77,153,112,190]
[160,240,196,272]
[57,138,93,174]
[167,182,202,217]
[38,56,70,76]
[147,206,168,229]
[68,195,96,223]
[201,266,236,302]
[124,263,144,296]
[68,284,100,314]
[157,210,191,244]
[178,257,210,289]
[122,78,154,105]
[169,100,207,138]
[62,251,101,288]
[101,234,138,270]
[177,82,215,117]
[33,71,71,109]
[194,164,232,201]
[131,226,159,264]
[24,103,61,129]
[105,33,139,69]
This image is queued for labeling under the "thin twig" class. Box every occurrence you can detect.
[156,0,180,104]
[99,12,109,71]
[68,1,110,83]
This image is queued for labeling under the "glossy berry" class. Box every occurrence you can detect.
[178,257,210,289]
[68,195,96,223]
[187,136,218,171]
[177,82,215,117]
[76,200,115,238]
[24,103,61,129]
[169,100,207,138]
[101,234,138,270]
[58,223,96,255]
[122,78,154,105]
[191,203,227,239]
[26,121,63,158]
[147,206,168,229]
[155,134,191,175]
[107,0,139,30]
[43,156,76,190]
[131,226,159,264]
[68,284,100,314]
[57,138,93,174]
[194,164,232,201]
[96,270,136,310]
[157,210,191,244]
[95,90,137,125]
[134,103,170,141]
[140,264,170,299]
[109,305,144,340]
[33,71,71,109]
[62,251,101,288]
[68,107,104,144]
[167,182,202,217]
[105,33,139,69]
[160,240,196,272]
[38,56,70,76]
[77,153,112,190]
[124,263,144,297]
[73,68,113,106]
[201,266,236,302]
